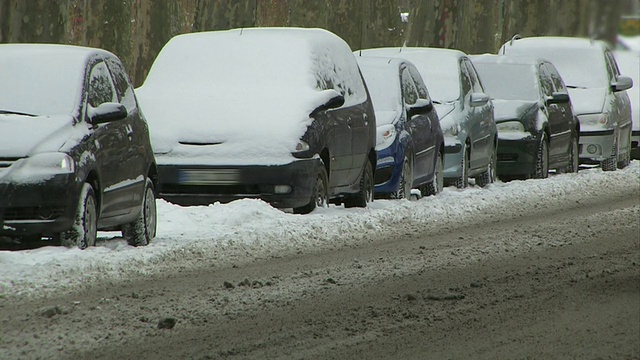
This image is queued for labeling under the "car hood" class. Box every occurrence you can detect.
[567,88,606,115]
[374,110,401,126]
[433,103,455,120]
[137,86,337,166]
[492,100,538,122]
[0,114,75,157]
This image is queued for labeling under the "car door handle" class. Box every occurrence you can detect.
[363,113,368,126]
[347,117,352,127]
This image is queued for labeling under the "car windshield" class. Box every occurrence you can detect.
[356,61,402,115]
[0,48,84,117]
[417,59,460,103]
[473,63,539,101]
[506,47,608,89]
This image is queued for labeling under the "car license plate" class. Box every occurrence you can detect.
[178,169,240,185]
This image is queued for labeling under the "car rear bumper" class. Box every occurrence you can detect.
[0,174,79,237]
[495,138,538,176]
[157,159,321,208]
[579,128,615,162]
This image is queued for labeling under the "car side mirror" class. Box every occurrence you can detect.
[470,92,490,107]
[312,93,345,115]
[611,75,633,92]
[546,92,570,104]
[88,102,127,124]
[406,98,433,119]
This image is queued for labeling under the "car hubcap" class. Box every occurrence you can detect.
[84,195,97,247]
[144,187,157,239]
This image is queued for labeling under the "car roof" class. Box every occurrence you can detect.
[470,53,545,67]
[501,36,610,53]
[359,47,467,61]
[0,43,113,63]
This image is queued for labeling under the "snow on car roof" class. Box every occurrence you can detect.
[0,44,102,117]
[355,56,403,122]
[500,37,609,89]
[136,27,367,165]
[358,47,464,103]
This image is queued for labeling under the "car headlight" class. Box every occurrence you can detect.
[376,124,396,151]
[13,152,76,175]
[292,140,310,153]
[496,121,526,133]
[579,113,610,127]
[443,125,459,136]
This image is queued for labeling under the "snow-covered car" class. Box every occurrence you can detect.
[471,54,580,179]
[500,36,633,170]
[358,47,497,188]
[0,44,158,248]
[355,56,444,198]
[136,28,377,214]
[613,50,640,159]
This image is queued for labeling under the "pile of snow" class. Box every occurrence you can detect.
[1,162,638,300]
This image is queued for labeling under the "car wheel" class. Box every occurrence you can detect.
[534,134,549,179]
[294,165,329,214]
[344,160,373,208]
[475,145,496,187]
[60,183,97,249]
[567,135,579,173]
[455,145,469,189]
[122,178,157,246]
[392,155,413,200]
[423,151,443,196]
[602,138,618,171]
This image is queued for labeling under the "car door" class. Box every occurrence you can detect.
[544,63,574,161]
[605,50,633,152]
[402,65,436,183]
[85,59,134,219]
[539,64,566,161]
[462,59,493,171]
[105,56,148,210]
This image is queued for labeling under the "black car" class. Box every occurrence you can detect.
[0,44,157,248]
[471,54,580,179]
[136,28,377,214]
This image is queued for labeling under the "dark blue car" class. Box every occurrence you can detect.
[355,56,444,198]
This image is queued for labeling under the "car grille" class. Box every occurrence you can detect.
[498,153,518,162]
[160,184,272,196]
[3,206,65,221]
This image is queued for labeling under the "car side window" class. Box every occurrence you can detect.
[544,64,568,93]
[407,65,432,102]
[459,61,472,103]
[87,61,117,108]
[464,60,484,93]
[538,65,554,97]
[401,68,419,105]
[105,57,137,112]
[604,51,620,82]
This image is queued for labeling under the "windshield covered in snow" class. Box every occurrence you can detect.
[0,45,85,117]
[504,47,608,89]
[356,58,402,114]
[473,62,539,101]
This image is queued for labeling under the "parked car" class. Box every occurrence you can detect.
[613,49,640,159]
[354,56,444,198]
[0,44,157,248]
[500,36,633,170]
[470,54,580,179]
[136,28,377,214]
[358,47,497,188]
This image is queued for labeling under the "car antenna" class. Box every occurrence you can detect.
[240,28,244,35]
[509,34,521,46]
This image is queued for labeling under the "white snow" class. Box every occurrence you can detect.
[136,28,367,166]
[2,162,638,301]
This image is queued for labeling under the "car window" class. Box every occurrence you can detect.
[604,51,620,82]
[87,61,117,108]
[407,65,431,102]
[463,60,484,93]
[105,56,137,112]
[401,68,419,105]
[544,63,568,93]
[459,60,472,101]
[539,65,554,97]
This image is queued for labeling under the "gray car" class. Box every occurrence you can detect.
[358,47,497,188]
[500,36,633,170]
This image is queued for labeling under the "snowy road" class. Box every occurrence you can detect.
[0,162,639,359]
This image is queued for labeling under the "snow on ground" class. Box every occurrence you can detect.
[1,162,639,301]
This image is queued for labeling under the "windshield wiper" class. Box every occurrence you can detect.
[0,110,36,116]
[566,85,587,89]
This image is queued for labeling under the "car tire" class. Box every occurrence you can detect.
[344,160,373,208]
[455,145,469,189]
[392,155,413,200]
[294,164,329,215]
[602,138,618,171]
[122,178,157,246]
[567,135,579,173]
[534,134,549,179]
[59,183,98,249]
[475,145,496,187]
[423,151,443,196]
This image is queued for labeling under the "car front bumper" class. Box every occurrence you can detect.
[157,158,322,209]
[495,137,538,176]
[0,174,79,237]
[579,128,615,163]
